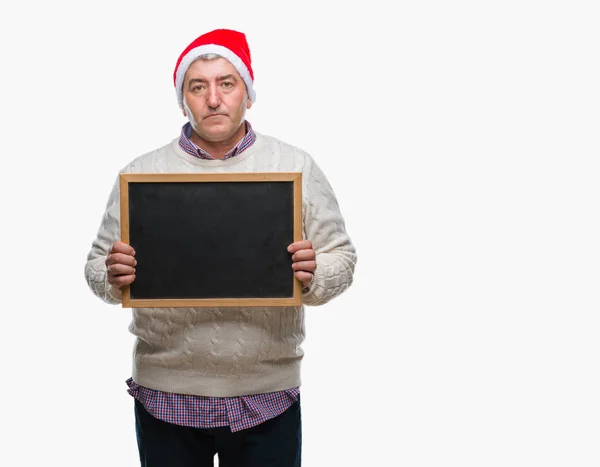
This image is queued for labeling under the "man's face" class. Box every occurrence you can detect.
[182,57,252,144]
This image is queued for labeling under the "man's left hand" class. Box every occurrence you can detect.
[288,240,316,289]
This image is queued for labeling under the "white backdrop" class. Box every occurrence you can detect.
[1,1,599,466]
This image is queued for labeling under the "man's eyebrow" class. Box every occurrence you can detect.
[187,75,237,85]
[187,78,207,85]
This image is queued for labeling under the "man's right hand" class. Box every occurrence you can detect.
[105,241,137,289]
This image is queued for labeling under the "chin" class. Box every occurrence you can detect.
[197,122,226,135]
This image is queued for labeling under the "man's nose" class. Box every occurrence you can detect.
[207,86,221,108]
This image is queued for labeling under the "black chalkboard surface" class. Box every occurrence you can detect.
[119,173,302,307]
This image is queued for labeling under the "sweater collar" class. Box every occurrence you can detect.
[178,120,256,160]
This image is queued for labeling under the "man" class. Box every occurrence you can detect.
[84,28,356,467]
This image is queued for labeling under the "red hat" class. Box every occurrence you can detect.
[173,29,255,108]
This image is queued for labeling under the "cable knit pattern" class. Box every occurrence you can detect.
[84,133,356,397]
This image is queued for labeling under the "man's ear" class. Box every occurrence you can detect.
[246,98,252,110]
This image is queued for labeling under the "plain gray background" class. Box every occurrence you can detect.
[1,0,599,465]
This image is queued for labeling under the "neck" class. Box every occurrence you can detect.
[190,123,246,160]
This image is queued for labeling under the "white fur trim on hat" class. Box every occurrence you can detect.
[175,44,256,108]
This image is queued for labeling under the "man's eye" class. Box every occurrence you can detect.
[221,82,233,88]
[192,85,205,91]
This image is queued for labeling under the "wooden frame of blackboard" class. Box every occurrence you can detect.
[119,172,303,308]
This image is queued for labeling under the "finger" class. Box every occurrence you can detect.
[107,263,136,276]
[292,249,315,261]
[294,270,313,283]
[110,241,136,256]
[108,274,136,288]
[287,240,312,253]
[106,253,137,267]
[292,260,316,273]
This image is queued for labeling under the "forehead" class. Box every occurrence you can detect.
[184,57,241,81]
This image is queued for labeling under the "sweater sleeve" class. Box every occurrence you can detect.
[84,174,124,304]
[300,157,357,306]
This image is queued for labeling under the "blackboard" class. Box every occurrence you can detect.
[119,173,302,307]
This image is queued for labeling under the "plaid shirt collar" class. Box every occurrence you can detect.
[179,120,256,161]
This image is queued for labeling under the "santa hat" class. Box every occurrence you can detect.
[173,29,255,108]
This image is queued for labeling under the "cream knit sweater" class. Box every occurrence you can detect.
[84,133,356,397]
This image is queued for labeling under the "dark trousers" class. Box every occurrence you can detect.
[134,397,301,467]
